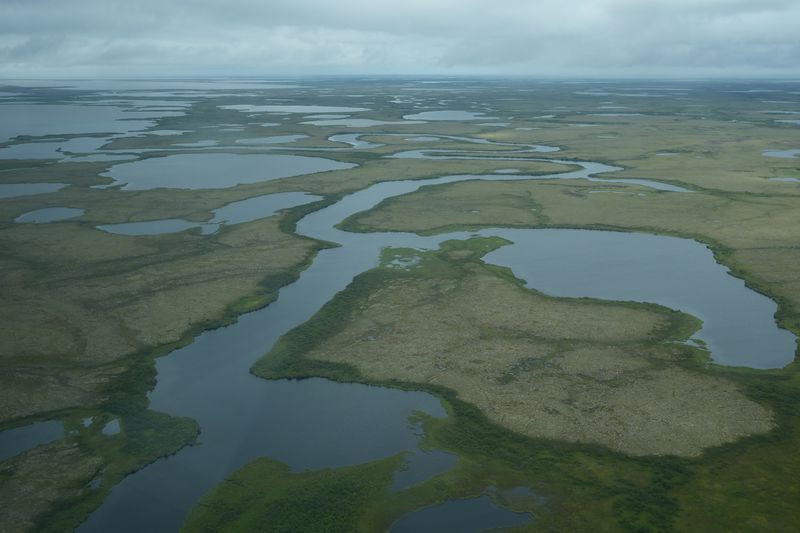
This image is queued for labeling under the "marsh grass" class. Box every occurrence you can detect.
[244,237,800,530]
[4,80,800,530]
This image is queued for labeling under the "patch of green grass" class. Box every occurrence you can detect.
[253,238,507,381]
[6,79,800,531]
[182,456,403,533]
[31,409,198,533]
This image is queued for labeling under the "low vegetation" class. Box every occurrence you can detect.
[260,239,771,456]
[182,456,405,533]
[344,178,800,336]
[3,79,800,530]
[252,238,800,530]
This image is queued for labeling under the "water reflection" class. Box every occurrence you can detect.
[101,153,356,190]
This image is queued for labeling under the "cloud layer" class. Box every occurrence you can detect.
[2,0,798,77]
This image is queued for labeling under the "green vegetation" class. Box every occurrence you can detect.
[343,177,800,337]
[2,409,198,532]
[183,456,404,533]
[0,190,328,527]
[3,80,800,531]
[258,238,769,457]
[0,90,577,528]
[183,451,548,533]
[252,238,800,530]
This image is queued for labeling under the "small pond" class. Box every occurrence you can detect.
[15,207,85,223]
[221,104,368,114]
[763,149,800,159]
[100,154,356,190]
[302,118,425,128]
[98,219,217,236]
[235,135,308,145]
[329,133,384,149]
[403,110,489,121]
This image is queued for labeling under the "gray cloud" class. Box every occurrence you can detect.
[1,0,798,77]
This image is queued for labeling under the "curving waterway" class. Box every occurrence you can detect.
[55,135,797,531]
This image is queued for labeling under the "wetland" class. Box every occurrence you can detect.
[1,78,800,532]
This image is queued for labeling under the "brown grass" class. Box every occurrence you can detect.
[302,258,772,456]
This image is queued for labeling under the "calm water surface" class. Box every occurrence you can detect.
[0,137,109,160]
[98,192,321,235]
[483,229,796,368]
[221,104,368,113]
[403,110,490,121]
[763,149,800,159]
[0,421,64,462]
[0,104,179,143]
[302,118,425,127]
[329,133,384,149]
[101,153,356,190]
[98,218,216,236]
[15,207,85,223]
[0,183,67,199]
[235,134,308,145]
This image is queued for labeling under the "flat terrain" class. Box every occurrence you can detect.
[346,178,800,334]
[270,240,772,456]
[1,79,799,531]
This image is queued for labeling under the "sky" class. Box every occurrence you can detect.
[1,0,798,78]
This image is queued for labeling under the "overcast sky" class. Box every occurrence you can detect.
[1,0,798,78]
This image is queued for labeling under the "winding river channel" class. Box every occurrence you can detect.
[11,133,797,531]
